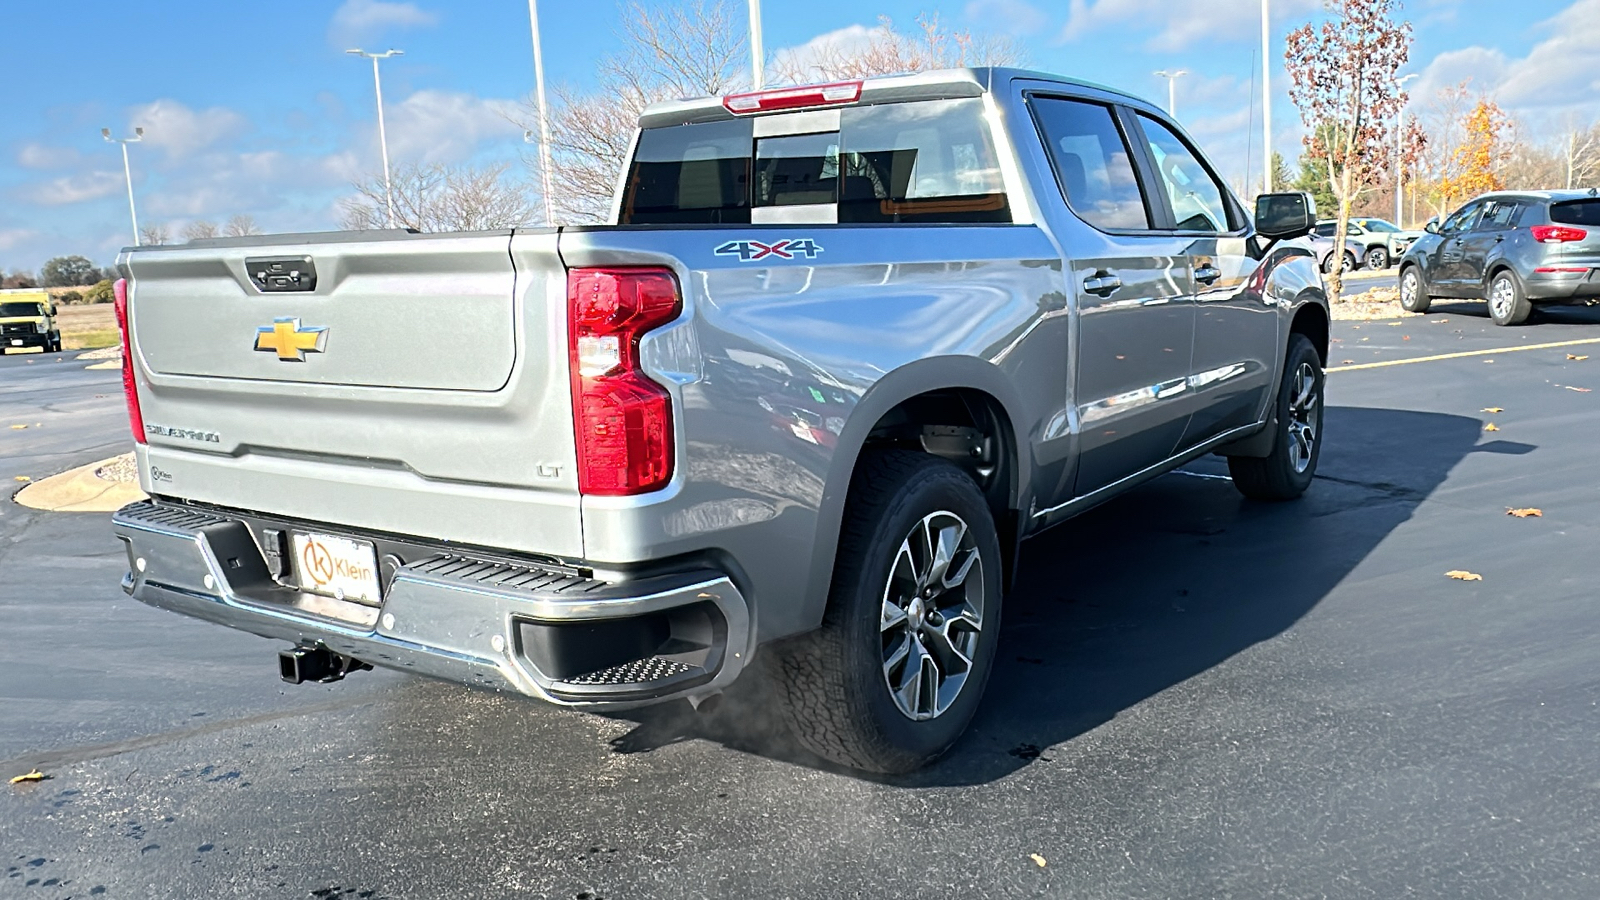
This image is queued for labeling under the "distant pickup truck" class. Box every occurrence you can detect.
[112,68,1329,773]
[0,289,61,354]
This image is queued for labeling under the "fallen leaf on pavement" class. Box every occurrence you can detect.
[1481,407,1503,413]
[1566,386,1592,393]
[13,476,30,483]
[1568,354,1589,361]
[1403,336,1411,341]
[1029,854,1047,868]
[1387,322,1403,326]
[8,770,47,784]
[1484,423,1500,432]
[8,424,25,430]
[1506,508,1543,518]
[1446,570,1484,582]
[1341,360,1355,365]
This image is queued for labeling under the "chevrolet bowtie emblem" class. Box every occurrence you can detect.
[254,317,328,361]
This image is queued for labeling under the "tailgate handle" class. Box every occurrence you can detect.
[246,256,318,293]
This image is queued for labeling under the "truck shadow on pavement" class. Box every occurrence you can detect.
[605,406,1527,785]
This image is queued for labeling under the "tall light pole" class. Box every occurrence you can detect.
[1154,70,1188,117]
[748,0,765,90]
[1262,0,1273,192]
[526,1,554,226]
[1395,72,1420,227]
[347,48,403,228]
[102,127,144,246]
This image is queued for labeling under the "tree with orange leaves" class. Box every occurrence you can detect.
[1438,99,1510,206]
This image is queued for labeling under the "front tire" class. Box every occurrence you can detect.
[1399,265,1431,313]
[1488,270,1531,326]
[770,450,1002,774]
[1229,334,1323,501]
[1366,246,1390,270]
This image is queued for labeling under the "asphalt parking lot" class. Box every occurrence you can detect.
[3,299,1599,899]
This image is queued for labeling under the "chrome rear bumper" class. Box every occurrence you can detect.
[111,501,752,709]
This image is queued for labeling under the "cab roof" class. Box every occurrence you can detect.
[637,67,1154,129]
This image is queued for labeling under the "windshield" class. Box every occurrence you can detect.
[1357,219,1402,233]
[0,302,45,318]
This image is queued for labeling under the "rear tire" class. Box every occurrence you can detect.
[769,450,1002,774]
[1399,265,1431,313]
[1229,334,1323,501]
[1488,270,1531,326]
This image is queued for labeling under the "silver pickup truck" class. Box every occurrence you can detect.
[111,68,1328,773]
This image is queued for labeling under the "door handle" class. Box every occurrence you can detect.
[1194,265,1222,285]
[1083,272,1122,297]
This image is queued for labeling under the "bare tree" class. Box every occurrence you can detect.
[224,214,262,237]
[772,14,1024,84]
[1559,120,1600,189]
[182,220,220,241]
[138,223,171,246]
[1285,0,1412,297]
[339,162,537,233]
[522,1,747,223]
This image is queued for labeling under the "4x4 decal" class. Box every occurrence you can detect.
[714,238,823,262]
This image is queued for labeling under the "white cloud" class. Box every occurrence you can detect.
[769,24,881,83]
[26,171,126,206]
[1060,0,1320,52]
[1412,0,1600,123]
[378,90,522,164]
[0,229,38,251]
[124,100,248,159]
[17,144,83,170]
[964,0,1049,36]
[329,0,437,46]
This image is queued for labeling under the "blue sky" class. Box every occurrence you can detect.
[3,0,1596,271]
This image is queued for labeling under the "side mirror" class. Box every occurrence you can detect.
[1255,192,1316,240]
[1424,218,1441,235]
[47,305,57,317]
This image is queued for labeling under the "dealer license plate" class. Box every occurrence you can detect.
[291,531,382,605]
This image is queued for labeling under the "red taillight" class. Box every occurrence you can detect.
[567,267,681,496]
[1530,225,1588,243]
[722,80,862,115]
[113,278,146,445]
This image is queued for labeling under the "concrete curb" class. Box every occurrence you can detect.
[15,456,147,513]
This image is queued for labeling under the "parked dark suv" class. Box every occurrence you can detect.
[1398,190,1600,325]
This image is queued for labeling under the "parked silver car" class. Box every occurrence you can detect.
[1288,231,1369,275]
[111,68,1328,773]
[1399,190,1600,325]
[1316,218,1423,270]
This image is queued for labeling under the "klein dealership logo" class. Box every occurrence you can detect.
[299,536,373,588]
[714,238,823,262]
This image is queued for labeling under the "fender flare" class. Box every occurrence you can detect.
[791,357,1032,636]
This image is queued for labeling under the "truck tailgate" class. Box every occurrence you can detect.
[124,229,584,558]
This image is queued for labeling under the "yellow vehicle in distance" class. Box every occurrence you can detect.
[0,289,62,354]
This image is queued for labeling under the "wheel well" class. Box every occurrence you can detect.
[860,388,1020,584]
[1290,303,1330,366]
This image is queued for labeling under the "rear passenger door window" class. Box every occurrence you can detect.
[1026,96,1152,231]
[1476,200,1521,231]
[1135,114,1234,233]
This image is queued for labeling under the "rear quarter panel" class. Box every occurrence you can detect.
[560,224,1065,641]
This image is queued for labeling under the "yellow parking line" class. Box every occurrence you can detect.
[1326,337,1600,373]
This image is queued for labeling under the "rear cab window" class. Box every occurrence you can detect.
[619,98,1010,226]
[1551,200,1600,227]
